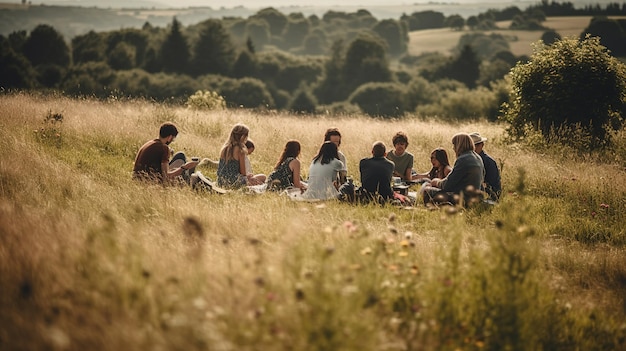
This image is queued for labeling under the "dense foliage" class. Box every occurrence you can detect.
[580,16,626,56]
[349,82,407,117]
[503,36,626,149]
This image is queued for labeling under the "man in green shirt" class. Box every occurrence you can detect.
[385,131,414,181]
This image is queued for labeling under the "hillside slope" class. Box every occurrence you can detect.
[408,16,597,57]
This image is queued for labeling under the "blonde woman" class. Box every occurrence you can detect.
[423,133,484,205]
[217,123,264,188]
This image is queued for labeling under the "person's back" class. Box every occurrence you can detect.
[266,139,307,192]
[133,139,169,181]
[479,150,500,199]
[302,141,343,200]
[440,151,484,194]
[360,141,394,201]
[217,123,250,188]
[324,128,348,184]
[424,133,485,206]
[132,122,198,183]
[303,159,343,199]
[267,156,296,190]
[217,158,244,188]
[469,132,501,201]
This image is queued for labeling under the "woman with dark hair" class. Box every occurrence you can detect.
[266,140,307,191]
[414,148,452,181]
[301,141,344,200]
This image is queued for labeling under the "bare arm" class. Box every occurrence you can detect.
[430,178,442,188]
[165,162,198,180]
[235,146,256,185]
[290,159,307,190]
[338,170,347,184]
[162,161,170,179]
[413,171,430,180]
[403,167,412,181]
[235,146,247,176]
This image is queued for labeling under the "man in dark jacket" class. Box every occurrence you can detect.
[470,132,501,201]
[359,141,395,202]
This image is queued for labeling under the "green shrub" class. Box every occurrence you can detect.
[34,110,64,149]
[270,89,291,110]
[35,63,65,88]
[219,77,275,109]
[348,82,406,117]
[107,42,135,70]
[61,61,116,98]
[541,30,561,45]
[405,76,440,111]
[455,32,510,60]
[486,79,511,122]
[288,88,317,114]
[502,36,626,149]
[186,90,226,110]
[416,86,499,120]
[274,60,323,92]
[112,70,200,101]
[0,43,38,89]
[316,101,362,115]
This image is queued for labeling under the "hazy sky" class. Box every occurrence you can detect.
[37,0,536,8]
[154,0,618,8]
[159,0,523,7]
[27,0,618,12]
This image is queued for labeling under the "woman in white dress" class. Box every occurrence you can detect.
[301,141,344,200]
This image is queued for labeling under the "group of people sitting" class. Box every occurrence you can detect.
[132,122,501,206]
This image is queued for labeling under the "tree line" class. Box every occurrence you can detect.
[1,2,626,118]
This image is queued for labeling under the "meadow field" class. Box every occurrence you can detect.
[1,92,625,350]
[408,16,606,57]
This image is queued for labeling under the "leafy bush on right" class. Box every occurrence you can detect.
[502,36,626,149]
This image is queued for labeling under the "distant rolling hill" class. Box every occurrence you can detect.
[2,1,573,19]
[0,1,564,40]
[0,1,616,60]
[12,0,166,8]
[408,17,597,58]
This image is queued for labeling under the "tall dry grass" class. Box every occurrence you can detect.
[1,92,625,350]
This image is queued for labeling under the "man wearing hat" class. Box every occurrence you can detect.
[470,132,501,201]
